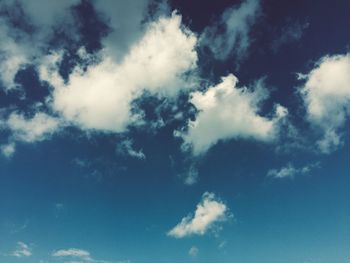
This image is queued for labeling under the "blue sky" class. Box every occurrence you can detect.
[0,0,350,262]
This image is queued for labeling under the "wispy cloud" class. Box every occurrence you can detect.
[201,0,260,61]
[188,246,199,257]
[116,139,146,160]
[267,162,320,179]
[52,248,125,263]
[11,242,32,257]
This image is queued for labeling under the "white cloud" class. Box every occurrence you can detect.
[300,53,350,153]
[180,74,287,155]
[7,112,60,143]
[12,242,32,257]
[201,0,260,60]
[40,13,198,133]
[188,246,199,257]
[267,162,320,179]
[168,192,230,238]
[0,142,15,158]
[52,248,124,263]
[52,248,91,258]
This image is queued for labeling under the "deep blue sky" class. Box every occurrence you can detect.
[0,1,350,263]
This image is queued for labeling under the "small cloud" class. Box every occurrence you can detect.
[116,139,146,160]
[11,242,32,257]
[168,192,231,238]
[267,162,320,179]
[51,248,125,263]
[72,158,91,168]
[188,246,199,257]
[1,142,15,158]
[183,164,199,186]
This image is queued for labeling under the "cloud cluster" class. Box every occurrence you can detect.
[180,74,287,155]
[168,192,231,238]
[300,53,350,153]
[41,13,197,133]
[116,138,146,160]
[1,0,349,176]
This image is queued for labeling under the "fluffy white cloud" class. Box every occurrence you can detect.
[300,53,350,153]
[181,74,287,155]
[201,0,260,60]
[11,242,32,257]
[40,13,197,133]
[267,162,319,179]
[168,192,230,238]
[7,112,60,143]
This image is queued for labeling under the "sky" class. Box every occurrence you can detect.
[0,0,350,262]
